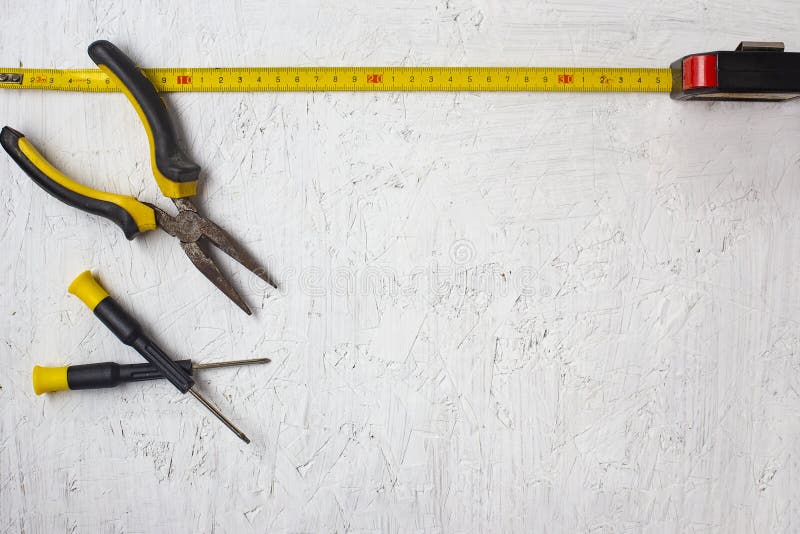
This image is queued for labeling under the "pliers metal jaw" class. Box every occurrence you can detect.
[153,198,273,314]
[0,40,274,315]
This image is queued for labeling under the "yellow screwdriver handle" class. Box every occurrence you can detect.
[32,366,69,395]
[68,270,111,311]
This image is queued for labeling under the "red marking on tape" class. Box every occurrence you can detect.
[367,74,383,83]
[558,74,574,84]
[177,75,192,85]
[683,54,717,90]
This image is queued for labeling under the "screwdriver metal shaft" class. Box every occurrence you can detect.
[193,357,271,370]
[189,387,250,444]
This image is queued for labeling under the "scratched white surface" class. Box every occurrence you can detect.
[1,1,799,532]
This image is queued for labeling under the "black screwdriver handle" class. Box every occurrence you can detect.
[68,271,195,393]
[64,360,195,390]
[87,40,200,199]
[33,360,195,394]
[119,359,194,382]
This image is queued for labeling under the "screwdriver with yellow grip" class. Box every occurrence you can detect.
[32,357,270,395]
[68,270,253,444]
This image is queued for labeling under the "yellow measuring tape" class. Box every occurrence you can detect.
[0,67,672,92]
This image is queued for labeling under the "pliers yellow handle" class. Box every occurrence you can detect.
[88,40,199,198]
[0,127,156,239]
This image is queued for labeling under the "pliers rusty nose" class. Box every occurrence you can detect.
[0,40,274,315]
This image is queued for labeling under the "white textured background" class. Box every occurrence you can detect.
[2,1,800,532]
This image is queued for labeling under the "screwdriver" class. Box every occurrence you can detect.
[68,270,253,444]
[32,357,270,395]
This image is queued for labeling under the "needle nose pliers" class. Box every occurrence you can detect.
[0,40,273,315]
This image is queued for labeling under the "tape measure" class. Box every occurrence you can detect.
[1,66,672,93]
[1,41,799,100]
